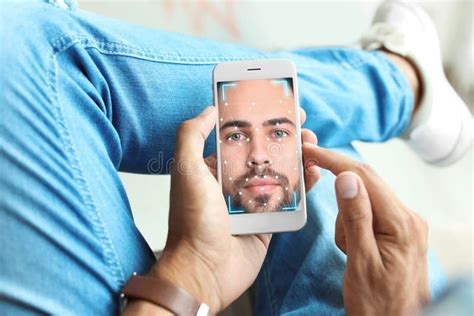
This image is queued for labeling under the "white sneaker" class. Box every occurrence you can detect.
[359,0,473,166]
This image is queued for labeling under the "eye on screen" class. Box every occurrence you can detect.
[217,78,302,214]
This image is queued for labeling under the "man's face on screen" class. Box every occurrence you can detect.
[219,79,300,213]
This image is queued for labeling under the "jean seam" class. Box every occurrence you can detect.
[51,34,264,65]
[48,36,126,290]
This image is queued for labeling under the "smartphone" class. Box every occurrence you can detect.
[213,58,307,235]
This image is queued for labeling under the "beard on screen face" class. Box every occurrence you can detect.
[228,165,299,213]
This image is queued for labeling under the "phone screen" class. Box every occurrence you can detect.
[217,78,303,214]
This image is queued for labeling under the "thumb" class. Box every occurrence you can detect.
[175,106,216,161]
[335,172,379,261]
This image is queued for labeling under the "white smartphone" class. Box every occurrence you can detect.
[213,58,307,235]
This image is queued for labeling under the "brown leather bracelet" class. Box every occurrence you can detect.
[120,272,210,316]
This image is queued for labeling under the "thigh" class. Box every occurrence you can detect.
[0,2,156,314]
[0,1,270,313]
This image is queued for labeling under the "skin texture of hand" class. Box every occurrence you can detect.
[126,106,320,314]
[304,145,430,316]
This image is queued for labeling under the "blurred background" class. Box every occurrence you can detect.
[78,0,473,299]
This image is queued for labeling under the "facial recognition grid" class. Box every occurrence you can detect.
[217,78,302,215]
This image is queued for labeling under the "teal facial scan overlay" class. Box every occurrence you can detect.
[220,82,237,102]
[219,79,290,101]
[281,191,298,211]
[227,194,245,214]
[226,192,298,214]
[271,79,290,97]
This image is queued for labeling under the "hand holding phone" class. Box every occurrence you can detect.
[150,105,320,314]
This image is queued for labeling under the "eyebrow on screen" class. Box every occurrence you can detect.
[220,117,296,131]
[219,120,252,131]
[263,117,296,127]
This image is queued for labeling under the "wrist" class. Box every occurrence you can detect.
[122,298,173,316]
[148,243,222,313]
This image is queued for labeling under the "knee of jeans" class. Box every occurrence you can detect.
[1,1,82,79]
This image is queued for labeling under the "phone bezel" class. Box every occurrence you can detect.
[213,58,307,235]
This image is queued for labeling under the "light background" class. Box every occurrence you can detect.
[77,0,473,280]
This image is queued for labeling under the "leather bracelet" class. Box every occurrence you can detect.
[120,272,210,316]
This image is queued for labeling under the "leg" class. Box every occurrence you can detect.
[0,1,439,314]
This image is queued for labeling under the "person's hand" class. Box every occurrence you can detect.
[145,106,320,314]
[304,145,430,315]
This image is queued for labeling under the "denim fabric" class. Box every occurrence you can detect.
[0,0,447,314]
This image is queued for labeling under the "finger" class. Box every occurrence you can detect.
[299,107,307,126]
[335,172,380,263]
[255,233,272,249]
[204,154,216,167]
[305,145,360,175]
[204,154,217,178]
[334,212,346,254]
[301,128,317,146]
[175,106,216,161]
[303,145,404,225]
[303,156,320,192]
[301,129,319,192]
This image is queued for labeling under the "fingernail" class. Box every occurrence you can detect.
[200,106,214,116]
[336,174,358,199]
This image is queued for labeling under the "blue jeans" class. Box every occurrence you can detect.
[0,1,447,314]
